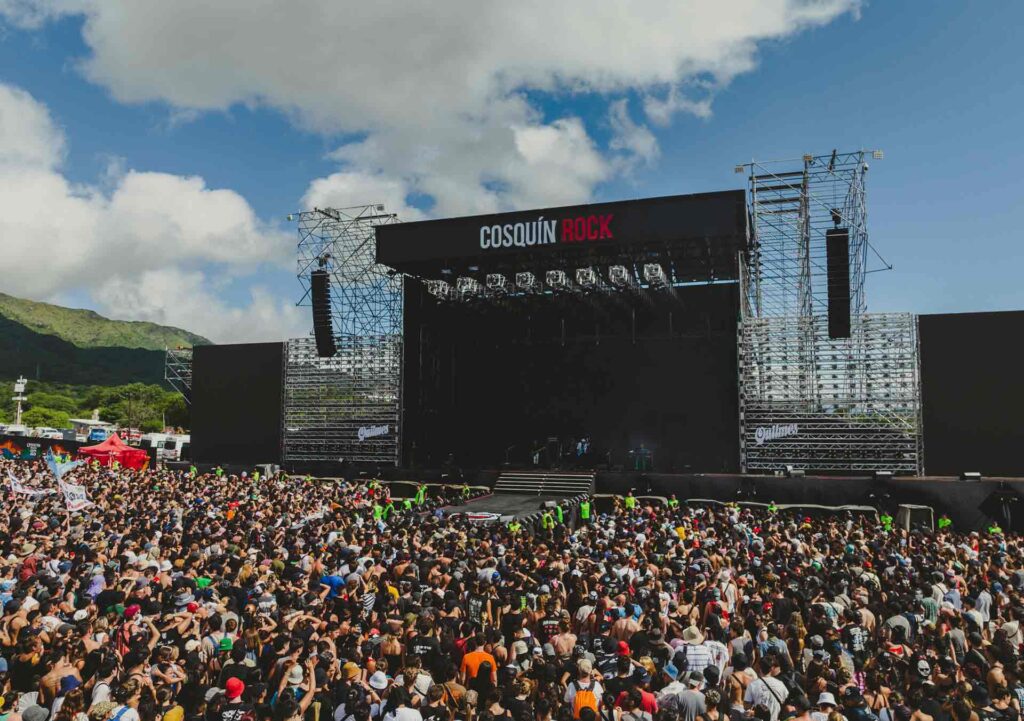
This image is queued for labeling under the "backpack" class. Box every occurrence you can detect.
[572,680,599,719]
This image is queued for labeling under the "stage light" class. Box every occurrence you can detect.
[608,265,633,287]
[425,279,454,301]
[546,270,571,291]
[872,150,884,160]
[734,165,745,174]
[576,267,598,289]
[515,272,540,293]
[456,277,483,299]
[486,274,508,293]
[642,263,667,287]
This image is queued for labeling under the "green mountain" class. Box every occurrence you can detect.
[0,293,208,350]
[0,293,210,386]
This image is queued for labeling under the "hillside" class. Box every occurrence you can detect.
[0,294,210,386]
[0,293,209,350]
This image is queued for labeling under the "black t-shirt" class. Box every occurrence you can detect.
[219,701,254,721]
[408,635,443,675]
[604,674,634,699]
[219,662,252,686]
[420,704,447,721]
[539,615,561,642]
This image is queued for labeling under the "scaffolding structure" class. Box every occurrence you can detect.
[164,348,193,404]
[739,150,922,473]
[285,205,403,464]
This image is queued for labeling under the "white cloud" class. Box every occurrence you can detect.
[1,0,860,215]
[93,269,307,344]
[609,100,660,170]
[0,81,297,343]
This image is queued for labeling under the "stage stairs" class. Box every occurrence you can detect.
[493,471,595,496]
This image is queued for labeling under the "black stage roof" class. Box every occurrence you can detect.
[375,190,747,281]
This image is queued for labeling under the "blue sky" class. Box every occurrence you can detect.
[0,2,1020,341]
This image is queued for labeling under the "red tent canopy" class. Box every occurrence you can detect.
[79,433,149,470]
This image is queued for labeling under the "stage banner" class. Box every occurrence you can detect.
[8,472,57,498]
[58,478,93,511]
[0,435,85,461]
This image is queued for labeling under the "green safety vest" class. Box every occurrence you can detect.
[768,502,778,514]
[462,484,471,496]
[937,517,952,530]
[373,504,384,520]
[403,498,414,510]
[880,514,893,531]
[541,512,555,530]
[508,521,522,534]
[382,503,394,519]
[190,465,197,477]
[415,486,427,504]
[554,506,564,524]
[580,501,591,519]
[215,467,223,477]
[252,471,260,483]
[989,524,1003,535]
[667,499,680,509]
[625,496,636,509]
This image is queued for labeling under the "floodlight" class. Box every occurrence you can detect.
[546,270,571,290]
[642,263,667,287]
[486,274,508,293]
[576,268,598,289]
[515,272,539,292]
[608,265,633,287]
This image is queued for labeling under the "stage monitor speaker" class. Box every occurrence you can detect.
[826,228,851,339]
[310,269,337,357]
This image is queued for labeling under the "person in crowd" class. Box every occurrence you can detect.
[1,458,1023,721]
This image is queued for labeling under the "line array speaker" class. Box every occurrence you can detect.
[311,270,337,357]
[826,228,851,339]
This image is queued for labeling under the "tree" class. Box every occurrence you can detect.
[26,392,77,415]
[21,407,71,429]
[141,418,163,433]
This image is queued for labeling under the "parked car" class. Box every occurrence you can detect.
[5,425,27,437]
[87,427,109,442]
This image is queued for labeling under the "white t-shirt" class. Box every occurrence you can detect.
[744,676,788,721]
[384,708,422,721]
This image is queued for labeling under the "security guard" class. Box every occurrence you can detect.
[579,498,591,523]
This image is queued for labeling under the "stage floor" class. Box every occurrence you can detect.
[441,493,567,519]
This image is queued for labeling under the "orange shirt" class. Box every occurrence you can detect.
[460,649,497,680]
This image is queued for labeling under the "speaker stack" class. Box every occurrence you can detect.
[311,269,337,357]
[826,228,851,340]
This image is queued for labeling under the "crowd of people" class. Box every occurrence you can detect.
[1,457,1023,721]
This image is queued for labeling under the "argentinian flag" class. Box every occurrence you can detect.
[46,450,83,480]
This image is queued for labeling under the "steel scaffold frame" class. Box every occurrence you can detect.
[285,206,403,465]
[164,348,193,404]
[738,150,922,473]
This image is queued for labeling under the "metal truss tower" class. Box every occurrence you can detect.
[738,150,922,473]
[285,205,403,465]
[164,348,193,404]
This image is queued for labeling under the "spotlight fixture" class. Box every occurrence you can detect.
[608,265,633,287]
[455,276,482,299]
[575,267,598,289]
[515,272,540,293]
[545,270,571,291]
[486,274,508,293]
[642,263,667,287]
[425,279,454,301]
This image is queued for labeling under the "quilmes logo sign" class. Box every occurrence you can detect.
[357,425,390,442]
[754,423,799,446]
[479,214,614,249]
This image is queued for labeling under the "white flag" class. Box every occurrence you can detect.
[58,478,93,511]
[8,472,57,498]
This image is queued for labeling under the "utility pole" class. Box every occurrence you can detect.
[12,377,26,426]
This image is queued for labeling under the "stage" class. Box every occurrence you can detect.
[368,468,1024,532]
